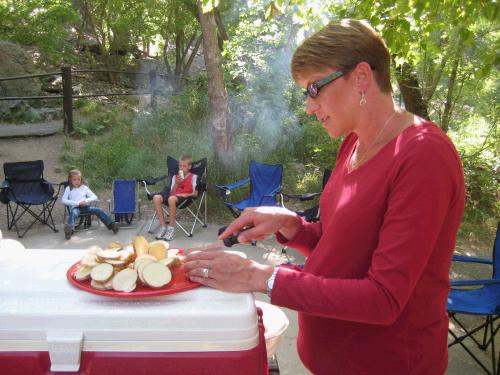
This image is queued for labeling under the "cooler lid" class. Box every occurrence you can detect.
[0,246,259,353]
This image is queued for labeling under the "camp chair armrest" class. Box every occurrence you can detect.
[452,255,493,265]
[1,180,9,189]
[451,278,500,287]
[138,175,168,186]
[257,187,282,205]
[46,180,63,195]
[282,191,321,201]
[217,177,251,192]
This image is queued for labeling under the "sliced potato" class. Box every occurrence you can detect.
[122,283,137,293]
[157,256,180,269]
[133,235,149,256]
[105,258,127,266]
[135,254,157,262]
[107,241,123,250]
[137,258,155,283]
[74,265,92,281]
[148,240,169,251]
[148,241,168,260]
[88,245,104,255]
[112,269,138,292]
[90,263,114,282]
[103,276,115,290]
[142,262,172,288]
[80,253,98,267]
[90,279,107,290]
[96,249,122,261]
[118,249,135,263]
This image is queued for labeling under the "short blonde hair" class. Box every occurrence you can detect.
[291,19,392,93]
[179,155,192,166]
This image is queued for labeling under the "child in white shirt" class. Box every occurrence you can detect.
[61,169,119,239]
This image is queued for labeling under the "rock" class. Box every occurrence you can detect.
[0,41,42,120]
[41,76,62,94]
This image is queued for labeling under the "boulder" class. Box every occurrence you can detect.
[0,41,42,119]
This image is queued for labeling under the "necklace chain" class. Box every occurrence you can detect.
[351,109,398,170]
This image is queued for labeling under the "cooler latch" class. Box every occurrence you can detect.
[47,331,83,372]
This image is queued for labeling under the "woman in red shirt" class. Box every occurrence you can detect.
[185,19,465,375]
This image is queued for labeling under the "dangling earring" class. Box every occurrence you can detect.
[359,93,366,106]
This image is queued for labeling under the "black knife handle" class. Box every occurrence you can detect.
[218,225,253,247]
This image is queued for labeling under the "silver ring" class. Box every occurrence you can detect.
[202,267,210,278]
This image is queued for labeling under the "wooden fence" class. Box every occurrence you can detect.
[0,66,166,134]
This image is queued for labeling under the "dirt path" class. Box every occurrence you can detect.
[0,134,66,182]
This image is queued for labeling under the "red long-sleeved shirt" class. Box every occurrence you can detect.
[274,121,465,375]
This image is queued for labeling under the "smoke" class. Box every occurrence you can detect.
[224,1,304,167]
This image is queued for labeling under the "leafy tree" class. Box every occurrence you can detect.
[0,0,79,65]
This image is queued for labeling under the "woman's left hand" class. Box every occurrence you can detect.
[184,249,274,293]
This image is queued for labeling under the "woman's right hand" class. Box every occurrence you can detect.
[219,206,301,244]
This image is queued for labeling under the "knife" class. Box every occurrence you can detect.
[186,225,252,253]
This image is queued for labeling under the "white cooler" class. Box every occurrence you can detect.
[0,244,269,374]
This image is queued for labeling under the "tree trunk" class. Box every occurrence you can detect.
[196,1,232,165]
[441,55,461,133]
[396,62,430,120]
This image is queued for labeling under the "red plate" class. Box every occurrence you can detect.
[67,250,200,298]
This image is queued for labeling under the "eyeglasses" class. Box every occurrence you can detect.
[303,70,344,99]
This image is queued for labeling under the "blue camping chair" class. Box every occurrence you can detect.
[216,160,283,218]
[108,179,141,228]
[447,222,500,375]
[0,160,60,238]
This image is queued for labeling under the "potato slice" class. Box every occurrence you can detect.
[105,258,127,266]
[90,279,107,290]
[103,275,115,290]
[137,258,155,283]
[90,263,114,282]
[74,265,92,281]
[96,249,122,261]
[148,241,168,260]
[88,245,104,255]
[133,235,149,256]
[107,241,123,250]
[112,269,138,292]
[81,253,98,267]
[122,283,137,293]
[118,249,135,263]
[148,240,169,251]
[142,262,172,288]
[136,254,157,261]
[157,256,180,269]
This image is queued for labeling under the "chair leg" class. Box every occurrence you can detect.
[449,314,498,375]
[147,211,158,233]
[7,201,58,238]
[268,354,280,374]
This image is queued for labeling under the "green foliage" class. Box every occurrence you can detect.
[0,0,79,65]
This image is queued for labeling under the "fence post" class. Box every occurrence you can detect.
[149,68,157,111]
[61,66,73,134]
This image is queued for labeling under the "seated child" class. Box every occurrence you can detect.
[153,155,198,241]
[61,169,119,240]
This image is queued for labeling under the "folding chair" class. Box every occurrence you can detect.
[108,179,141,228]
[60,181,99,231]
[140,156,208,237]
[0,160,60,238]
[447,222,500,375]
[282,169,331,223]
[215,160,283,218]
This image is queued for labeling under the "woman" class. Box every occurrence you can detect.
[185,19,465,374]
